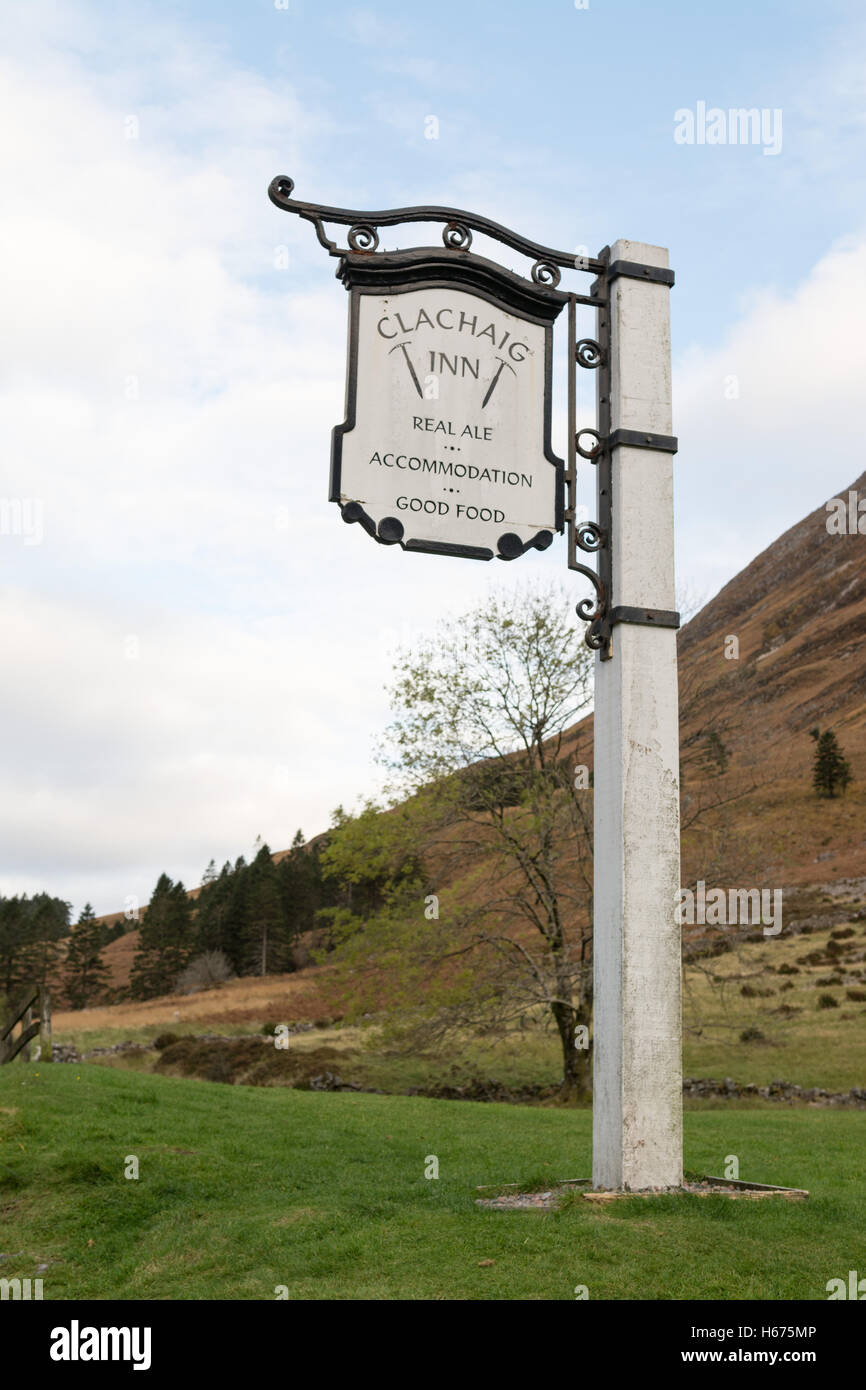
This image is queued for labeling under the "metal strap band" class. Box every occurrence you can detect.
[609,428,678,454]
[610,606,681,630]
[607,259,675,287]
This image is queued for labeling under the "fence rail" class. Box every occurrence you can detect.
[0,984,52,1063]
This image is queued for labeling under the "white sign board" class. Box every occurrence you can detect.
[332,283,563,560]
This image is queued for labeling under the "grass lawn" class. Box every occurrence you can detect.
[2,1064,865,1300]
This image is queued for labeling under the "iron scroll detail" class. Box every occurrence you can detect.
[347,224,379,253]
[267,175,605,281]
[443,221,472,250]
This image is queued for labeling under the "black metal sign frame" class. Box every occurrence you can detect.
[332,253,566,563]
[268,176,680,658]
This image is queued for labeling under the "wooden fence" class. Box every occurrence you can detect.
[0,984,52,1063]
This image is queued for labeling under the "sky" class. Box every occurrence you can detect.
[1,0,864,916]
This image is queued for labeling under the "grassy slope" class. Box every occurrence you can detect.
[682,919,866,1091]
[52,918,866,1097]
[2,1065,865,1301]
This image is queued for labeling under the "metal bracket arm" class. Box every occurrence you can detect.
[606,259,676,287]
[609,428,678,454]
[610,606,680,630]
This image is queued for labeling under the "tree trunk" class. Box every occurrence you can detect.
[549,938,593,1102]
[551,995,592,1102]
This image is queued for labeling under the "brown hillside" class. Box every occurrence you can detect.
[676,468,866,768]
[102,928,141,991]
[557,471,866,891]
[96,473,866,997]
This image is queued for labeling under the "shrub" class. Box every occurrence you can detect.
[846,988,866,1003]
[176,950,234,995]
[780,981,795,992]
[777,963,800,975]
[153,1032,180,1050]
[740,1026,766,1042]
[741,983,775,998]
[831,927,855,940]
[817,993,839,1010]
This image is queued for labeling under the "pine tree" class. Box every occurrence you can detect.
[64,903,110,1008]
[0,893,69,995]
[702,729,730,776]
[201,859,218,887]
[193,862,234,961]
[810,727,852,799]
[246,844,286,975]
[277,830,325,960]
[19,894,70,989]
[0,896,28,996]
[129,874,195,1000]
[222,857,252,976]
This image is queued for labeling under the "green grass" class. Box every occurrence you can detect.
[53,1021,270,1051]
[682,921,866,1090]
[2,1064,865,1299]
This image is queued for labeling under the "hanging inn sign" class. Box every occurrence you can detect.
[269,175,685,1194]
[268,178,679,654]
[332,274,562,563]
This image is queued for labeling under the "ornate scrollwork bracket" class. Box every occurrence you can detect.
[565,279,614,657]
[267,176,605,293]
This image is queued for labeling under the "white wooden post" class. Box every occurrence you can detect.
[592,240,682,1191]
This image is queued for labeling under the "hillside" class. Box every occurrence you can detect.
[677,469,866,778]
[673,467,866,887]
[94,471,866,996]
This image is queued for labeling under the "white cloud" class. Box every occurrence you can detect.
[673,233,866,596]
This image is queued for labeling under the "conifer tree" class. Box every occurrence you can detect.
[277,830,327,960]
[246,843,286,975]
[810,727,852,798]
[222,856,252,976]
[64,902,111,1008]
[193,862,234,962]
[19,894,70,989]
[129,874,195,999]
[201,859,218,887]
